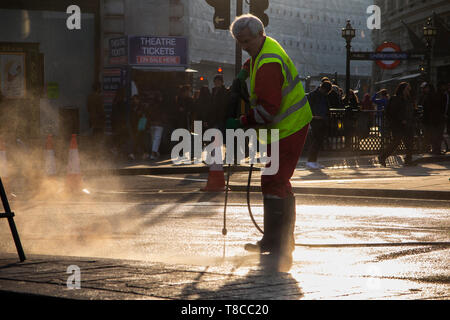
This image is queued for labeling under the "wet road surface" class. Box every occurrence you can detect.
[1,174,449,299]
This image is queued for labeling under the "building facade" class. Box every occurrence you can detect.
[0,0,100,137]
[186,0,374,90]
[103,0,374,88]
[371,0,450,90]
[0,0,376,137]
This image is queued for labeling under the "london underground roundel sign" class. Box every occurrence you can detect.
[376,42,402,70]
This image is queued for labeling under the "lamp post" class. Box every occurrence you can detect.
[235,0,243,76]
[342,20,355,104]
[423,17,437,83]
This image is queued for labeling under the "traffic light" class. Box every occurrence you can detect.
[249,0,269,27]
[195,76,209,89]
[217,66,223,73]
[205,0,231,30]
[419,65,426,74]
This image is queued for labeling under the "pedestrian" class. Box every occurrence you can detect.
[135,104,150,159]
[210,74,229,135]
[305,80,332,170]
[342,89,359,149]
[110,86,130,159]
[227,14,313,269]
[87,82,106,159]
[128,94,143,160]
[194,85,212,131]
[378,82,416,167]
[372,89,389,133]
[328,84,344,109]
[147,89,165,160]
[346,89,360,110]
[432,81,448,154]
[372,89,389,109]
[361,93,374,111]
[360,93,375,134]
[419,82,436,153]
[174,85,194,131]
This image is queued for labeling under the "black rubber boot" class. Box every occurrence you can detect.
[279,195,296,255]
[244,195,296,255]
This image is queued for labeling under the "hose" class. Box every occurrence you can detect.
[222,162,264,236]
[247,164,264,234]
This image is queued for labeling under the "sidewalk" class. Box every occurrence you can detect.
[80,152,450,201]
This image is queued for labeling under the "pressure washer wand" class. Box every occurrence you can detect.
[222,163,231,236]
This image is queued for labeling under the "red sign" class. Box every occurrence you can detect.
[136,56,180,64]
[376,42,402,70]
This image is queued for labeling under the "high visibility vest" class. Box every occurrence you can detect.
[250,36,312,144]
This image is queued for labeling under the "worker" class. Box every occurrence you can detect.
[227,14,312,270]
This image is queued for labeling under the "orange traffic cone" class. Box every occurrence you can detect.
[44,134,57,176]
[66,134,82,193]
[201,162,225,192]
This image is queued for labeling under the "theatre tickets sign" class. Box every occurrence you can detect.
[108,36,188,67]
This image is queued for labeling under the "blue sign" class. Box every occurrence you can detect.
[369,52,409,60]
[128,36,188,66]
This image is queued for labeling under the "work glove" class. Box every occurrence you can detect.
[237,69,249,83]
[226,117,242,130]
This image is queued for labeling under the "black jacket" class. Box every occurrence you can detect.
[386,95,415,131]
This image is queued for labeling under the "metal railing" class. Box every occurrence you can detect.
[319,108,426,154]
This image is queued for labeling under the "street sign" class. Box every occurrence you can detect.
[249,0,269,27]
[350,51,426,61]
[350,51,409,60]
[215,16,225,25]
[375,42,402,70]
[128,36,188,66]
[371,52,409,60]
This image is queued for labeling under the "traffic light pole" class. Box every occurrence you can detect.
[235,0,243,76]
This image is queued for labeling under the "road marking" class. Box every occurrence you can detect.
[143,174,207,182]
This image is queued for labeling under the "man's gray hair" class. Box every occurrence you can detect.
[230,14,265,38]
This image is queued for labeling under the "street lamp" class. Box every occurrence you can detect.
[342,20,355,104]
[423,17,437,83]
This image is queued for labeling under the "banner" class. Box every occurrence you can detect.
[128,36,187,66]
